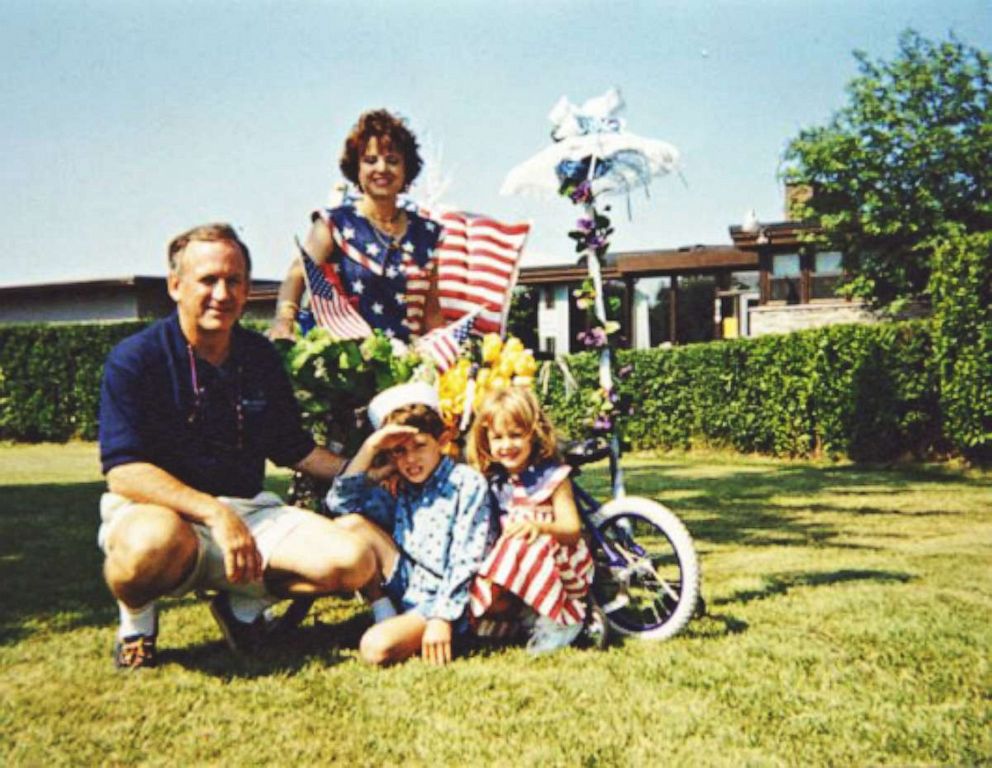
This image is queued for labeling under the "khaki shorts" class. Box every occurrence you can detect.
[98,491,311,599]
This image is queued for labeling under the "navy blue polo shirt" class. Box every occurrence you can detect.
[99,313,315,498]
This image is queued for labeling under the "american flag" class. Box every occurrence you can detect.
[433,211,530,336]
[298,240,373,340]
[415,308,480,373]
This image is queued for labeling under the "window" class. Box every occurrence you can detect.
[676,275,717,343]
[632,276,672,347]
[770,253,801,303]
[811,251,843,299]
[730,270,760,292]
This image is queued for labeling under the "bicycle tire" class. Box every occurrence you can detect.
[590,496,700,641]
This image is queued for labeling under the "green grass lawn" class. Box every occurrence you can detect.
[1,443,989,766]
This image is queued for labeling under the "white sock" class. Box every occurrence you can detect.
[370,596,397,623]
[228,593,278,623]
[118,601,157,639]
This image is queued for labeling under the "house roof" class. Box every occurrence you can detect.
[0,275,281,298]
[519,244,758,284]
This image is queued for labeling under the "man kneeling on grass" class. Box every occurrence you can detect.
[98,223,376,669]
[327,382,497,666]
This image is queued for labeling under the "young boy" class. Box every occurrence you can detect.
[326,382,496,666]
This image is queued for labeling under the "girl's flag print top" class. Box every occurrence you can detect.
[470,461,594,636]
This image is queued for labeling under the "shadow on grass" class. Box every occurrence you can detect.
[713,568,913,607]
[0,481,114,646]
[578,461,981,551]
[160,610,370,677]
[665,568,911,642]
[676,613,750,641]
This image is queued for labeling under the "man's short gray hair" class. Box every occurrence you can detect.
[167,223,252,275]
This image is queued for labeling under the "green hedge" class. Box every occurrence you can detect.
[0,317,957,462]
[539,320,942,462]
[0,322,147,441]
[930,226,992,462]
[0,320,270,443]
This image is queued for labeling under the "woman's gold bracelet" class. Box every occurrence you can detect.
[276,300,300,321]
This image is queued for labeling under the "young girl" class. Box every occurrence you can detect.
[467,386,594,654]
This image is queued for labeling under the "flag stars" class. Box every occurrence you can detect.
[395,292,405,305]
[385,264,400,279]
[402,241,415,254]
[351,279,365,295]
[367,243,381,257]
[371,302,384,315]
[342,226,356,240]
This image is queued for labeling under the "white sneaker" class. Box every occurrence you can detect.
[526,615,583,655]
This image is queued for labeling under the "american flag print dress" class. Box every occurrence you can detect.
[311,205,443,342]
[469,461,594,637]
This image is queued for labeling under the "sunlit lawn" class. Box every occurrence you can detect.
[1,442,989,766]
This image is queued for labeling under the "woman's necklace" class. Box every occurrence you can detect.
[360,204,407,249]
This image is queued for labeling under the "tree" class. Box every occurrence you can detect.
[783,30,992,310]
[506,285,539,350]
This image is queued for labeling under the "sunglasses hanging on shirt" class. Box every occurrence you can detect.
[186,344,245,451]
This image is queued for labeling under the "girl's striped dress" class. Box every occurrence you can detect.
[469,461,594,638]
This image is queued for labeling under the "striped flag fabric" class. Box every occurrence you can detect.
[468,468,595,637]
[415,308,480,373]
[433,211,530,336]
[297,240,373,340]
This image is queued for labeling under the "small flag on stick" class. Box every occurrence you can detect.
[297,239,373,340]
[416,309,481,373]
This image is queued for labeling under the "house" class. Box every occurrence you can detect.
[0,276,280,324]
[518,188,881,354]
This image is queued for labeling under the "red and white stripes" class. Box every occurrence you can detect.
[433,211,530,336]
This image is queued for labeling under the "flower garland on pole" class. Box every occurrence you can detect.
[500,87,680,494]
[557,161,628,480]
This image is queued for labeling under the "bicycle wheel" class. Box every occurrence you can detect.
[590,496,700,641]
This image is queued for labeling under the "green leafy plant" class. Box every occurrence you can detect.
[276,329,422,454]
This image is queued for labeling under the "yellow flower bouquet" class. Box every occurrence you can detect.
[436,333,538,431]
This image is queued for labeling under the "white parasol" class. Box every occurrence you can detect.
[500,87,680,200]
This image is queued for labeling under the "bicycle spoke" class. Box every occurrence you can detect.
[592,506,698,637]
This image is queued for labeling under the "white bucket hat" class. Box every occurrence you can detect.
[367,381,440,429]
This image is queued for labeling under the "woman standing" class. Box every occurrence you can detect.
[270,110,443,341]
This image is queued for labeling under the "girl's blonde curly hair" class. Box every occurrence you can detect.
[467,386,560,476]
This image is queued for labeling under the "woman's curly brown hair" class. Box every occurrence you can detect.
[339,109,423,192]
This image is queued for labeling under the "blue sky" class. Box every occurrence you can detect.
[1,0,989,287]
